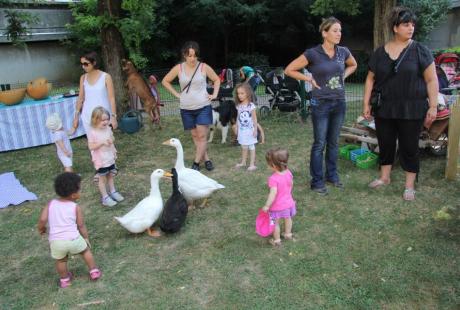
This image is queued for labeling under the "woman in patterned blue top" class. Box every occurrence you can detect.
[285,17,357,195]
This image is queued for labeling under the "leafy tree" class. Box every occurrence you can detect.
[310,0,450,49]
[400,0,451,42]
[1,0,40,47]
[66,0,157,112]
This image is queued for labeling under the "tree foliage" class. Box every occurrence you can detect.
[310,0,450,48]
[3,9,39,46]
[66,0,156,69]
[400,0,450,41]
[310,0,361,16]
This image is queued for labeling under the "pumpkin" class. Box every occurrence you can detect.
[0,88,26,105]
[26,77,52,100]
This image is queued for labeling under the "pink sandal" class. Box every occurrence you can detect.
[59,272,73,288]
[89,268,102,281]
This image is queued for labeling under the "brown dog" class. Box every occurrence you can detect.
[121,59,160,125]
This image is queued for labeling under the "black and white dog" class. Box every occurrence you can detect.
[208,100,237,144]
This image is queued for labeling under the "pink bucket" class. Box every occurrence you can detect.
[255,209,275,237]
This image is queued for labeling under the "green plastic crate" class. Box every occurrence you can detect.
[356,152,378,169]
[339,144,360,160]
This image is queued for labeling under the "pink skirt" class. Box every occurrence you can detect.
[269,206,296,219]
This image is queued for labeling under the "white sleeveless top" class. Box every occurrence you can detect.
[178,63,210,110]
[81,72,111,133]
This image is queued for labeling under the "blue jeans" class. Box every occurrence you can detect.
[310,98,346,189]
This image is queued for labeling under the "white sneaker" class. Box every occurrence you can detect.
[110,191,124,202]
[102,196,117,207]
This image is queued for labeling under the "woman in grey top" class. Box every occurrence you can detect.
[285,17,357,195]
[163,41,220,171]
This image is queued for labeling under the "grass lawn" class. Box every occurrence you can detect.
[0,112,459,309]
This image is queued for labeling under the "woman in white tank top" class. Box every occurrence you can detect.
[71,51,118,134]
[162,41,221,171]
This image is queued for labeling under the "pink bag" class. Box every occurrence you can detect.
[255,209,275,237]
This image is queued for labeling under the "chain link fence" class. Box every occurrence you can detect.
[1,67,365,123]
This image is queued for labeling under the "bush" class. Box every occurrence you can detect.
[434,46,460,55]
[227,53,269,68]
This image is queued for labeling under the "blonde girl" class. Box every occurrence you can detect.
[234,83,258,171]
[87,106,124,207]
[262,148,296,246]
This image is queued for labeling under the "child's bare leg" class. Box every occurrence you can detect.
[284,217,293,237]
[236,146,248,167]
[273,219,281,242]
[64,167,73,172]
[248,148,256,168]
[80,248,97,271]
[106,173,116,193]
[56,257,69,278]
[98,175,108,198]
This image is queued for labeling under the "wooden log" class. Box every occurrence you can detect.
[445,96,460,180]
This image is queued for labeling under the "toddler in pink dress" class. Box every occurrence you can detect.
[262,148,296,246]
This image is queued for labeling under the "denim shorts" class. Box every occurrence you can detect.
[180,105,213,130]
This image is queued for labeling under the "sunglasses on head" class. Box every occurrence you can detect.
[81,62,91,67]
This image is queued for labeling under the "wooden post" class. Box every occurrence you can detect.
[445,95,460,180]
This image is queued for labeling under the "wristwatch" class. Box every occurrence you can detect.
[111,112,117,118]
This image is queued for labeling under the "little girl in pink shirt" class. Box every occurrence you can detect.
[262,148,296,246]
[87,106,124,207]
[38,173,101,288]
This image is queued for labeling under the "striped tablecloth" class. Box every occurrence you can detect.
[0,96,85,152]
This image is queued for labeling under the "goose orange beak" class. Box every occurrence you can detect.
[163,171,173,178]
[162,139,171,146]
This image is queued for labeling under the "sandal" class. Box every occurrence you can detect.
[368,179,390,189]
[247,165,257,172]
[89,268,102,281]
[403,188,416,201]
[235,163,246,169]
[269,239,281,247]
[58,272,73,288]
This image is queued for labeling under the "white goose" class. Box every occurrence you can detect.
[114,169,172,235]
[162,138,225,207]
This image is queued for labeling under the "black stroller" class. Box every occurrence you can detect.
[263,69,301,116]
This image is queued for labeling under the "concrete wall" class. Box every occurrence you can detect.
[425,6,460,49]
[0,41,79,85]
[0,6,73,43]
[0,3,79,85]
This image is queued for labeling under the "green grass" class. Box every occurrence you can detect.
[0,114,459,309]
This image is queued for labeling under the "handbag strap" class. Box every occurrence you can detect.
[374,40,413,91]
[181,62,201,93]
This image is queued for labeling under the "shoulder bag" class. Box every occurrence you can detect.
[181,62,201,94]
[370,41,413,115]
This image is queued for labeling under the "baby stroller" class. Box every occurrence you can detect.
[435,53,460,93]
[207,68,235,104]
[263,69,301,115]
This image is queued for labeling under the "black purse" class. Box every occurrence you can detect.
[371,41,413,115]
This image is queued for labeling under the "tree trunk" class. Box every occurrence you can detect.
[97,0,128,114]
[373,0,396,50]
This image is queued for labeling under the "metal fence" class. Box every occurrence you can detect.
[144,67,365,123]
[1,67,365,123]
